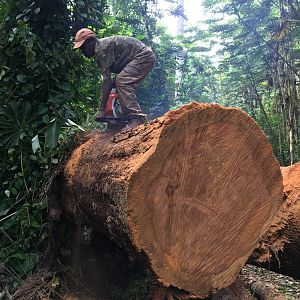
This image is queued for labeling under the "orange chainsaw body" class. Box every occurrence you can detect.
[104,88,120,118]
[98,86,126,130]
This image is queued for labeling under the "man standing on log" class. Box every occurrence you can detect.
[73,28,156,129]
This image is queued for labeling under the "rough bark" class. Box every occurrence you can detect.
[54,102,283,298]
[250,161,300,278]
[241,279,287,300]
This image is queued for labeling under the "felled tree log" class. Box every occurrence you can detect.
[56,102,283,298]
[250,162,300,278]
[241,276,288,300]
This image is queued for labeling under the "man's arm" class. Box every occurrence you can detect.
[99,69,113,110]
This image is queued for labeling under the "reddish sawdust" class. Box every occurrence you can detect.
[252,162,300,262]
[64,131,103,184]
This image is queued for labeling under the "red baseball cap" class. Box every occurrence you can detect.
[73,28,96,49]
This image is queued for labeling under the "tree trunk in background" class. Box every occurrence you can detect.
[250,162,300,278]
[272,0,299,165]
[175,0,185,99]
[52,103,283,298]
[176,0,184,34]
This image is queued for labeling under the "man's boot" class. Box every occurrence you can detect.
[122,114,148,131]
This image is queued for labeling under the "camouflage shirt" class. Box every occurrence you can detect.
[94,36,146,74]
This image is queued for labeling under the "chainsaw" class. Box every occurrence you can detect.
[96,85,127,129]
[103,85,123,120]
[96,84,147,130]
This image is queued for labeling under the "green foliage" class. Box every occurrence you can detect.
[108,0,158,42]
[202,0,300,165]
[0,0,106,293]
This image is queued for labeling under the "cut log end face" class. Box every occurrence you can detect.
[127,104,283,297]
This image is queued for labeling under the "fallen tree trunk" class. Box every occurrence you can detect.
[241,275,288,300]
[240,264,300,300]
[250,162,300,278]
[53,102,283,298]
